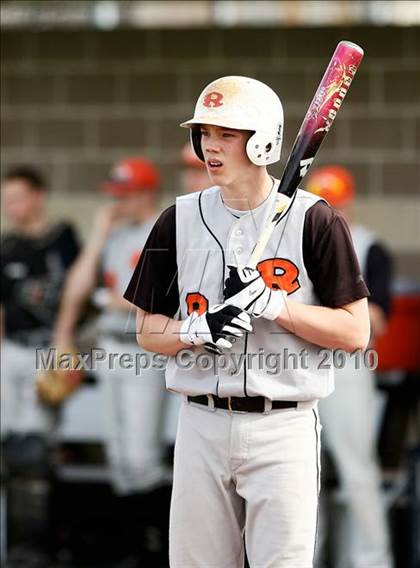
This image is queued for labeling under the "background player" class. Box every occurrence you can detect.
[1,166,80,465]
[53,157,171,566]
[1,166,80,563]
[307,165,394,568]
[124,76,371,568]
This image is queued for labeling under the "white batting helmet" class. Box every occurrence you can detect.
[180,76,284,166]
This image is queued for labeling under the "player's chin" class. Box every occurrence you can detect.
[208,167,228,185]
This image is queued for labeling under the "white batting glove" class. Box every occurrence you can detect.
[180,303,253,352]
[223,266,287,320]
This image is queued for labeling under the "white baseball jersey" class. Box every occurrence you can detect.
[166,184,334,401]
[98,220,156,335]
[125,183,369,402]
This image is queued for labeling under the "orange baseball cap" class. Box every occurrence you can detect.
[101,157,159,196]
[306,166,355,208]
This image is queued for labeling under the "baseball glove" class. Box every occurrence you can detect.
[36,346,84,406]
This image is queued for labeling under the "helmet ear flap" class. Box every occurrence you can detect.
[191,128,205,163]
[246,120,283,166]
[246,132,276,166]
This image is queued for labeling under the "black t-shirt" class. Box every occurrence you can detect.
[1,222,80,345]
[124,200,369,316]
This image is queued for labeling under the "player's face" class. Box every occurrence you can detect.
[200,125,253,186]
[115,192,156,221]
[2,179,46,226]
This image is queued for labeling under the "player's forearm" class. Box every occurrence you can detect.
[136,309,186,356]
[70,237,104,295]
[64,237,105,304]
[54,290,86,342]
[276,298,370,352]
[54,253,99,340]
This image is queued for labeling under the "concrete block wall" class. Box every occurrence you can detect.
[1,26,419,280]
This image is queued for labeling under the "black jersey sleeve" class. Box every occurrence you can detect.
[57,222,81,267]
[365,243,393,316]
[0,250,11,304]
[124,205,180,317]
[303,201,370,308]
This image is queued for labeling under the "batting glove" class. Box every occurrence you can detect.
[180,303,252,353]
[224,266,287,320]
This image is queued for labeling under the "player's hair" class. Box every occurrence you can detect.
[4,165,48,191]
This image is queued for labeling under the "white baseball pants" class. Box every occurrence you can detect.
[318,364,393,568]
[1,339,55,437]
[96,338,168,495]
[170,398,321,568]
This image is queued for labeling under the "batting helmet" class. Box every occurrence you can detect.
[306,166,355,208]
[180,76,284,166]
[101,157,159,196]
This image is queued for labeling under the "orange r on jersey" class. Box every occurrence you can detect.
[257,258,301,294]
[186,292,208,315]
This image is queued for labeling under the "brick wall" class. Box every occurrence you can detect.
[1,26,419,279]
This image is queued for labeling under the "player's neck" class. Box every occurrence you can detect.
[13,215,49,237]
[220,169,273,211]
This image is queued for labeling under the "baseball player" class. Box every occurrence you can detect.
[1,166,80,456]
[1,166,81,564]
[307,166,393,568]
[124,76,371,568]
[54,157,170,564]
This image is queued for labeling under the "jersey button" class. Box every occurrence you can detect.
[235,228,244,237]
[236,246,244,255]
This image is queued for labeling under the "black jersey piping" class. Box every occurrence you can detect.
[198,191,227,398]
[198,191,226,287]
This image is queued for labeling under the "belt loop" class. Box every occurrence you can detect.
[296,400,317,411]
[263,397,273,414]
[183,394,190,406]
[207,394,216,412]
[228,397,233,413]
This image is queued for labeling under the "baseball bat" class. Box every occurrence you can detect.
[248,40,364,268]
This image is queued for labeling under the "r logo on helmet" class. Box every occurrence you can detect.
[203,92,224,108]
